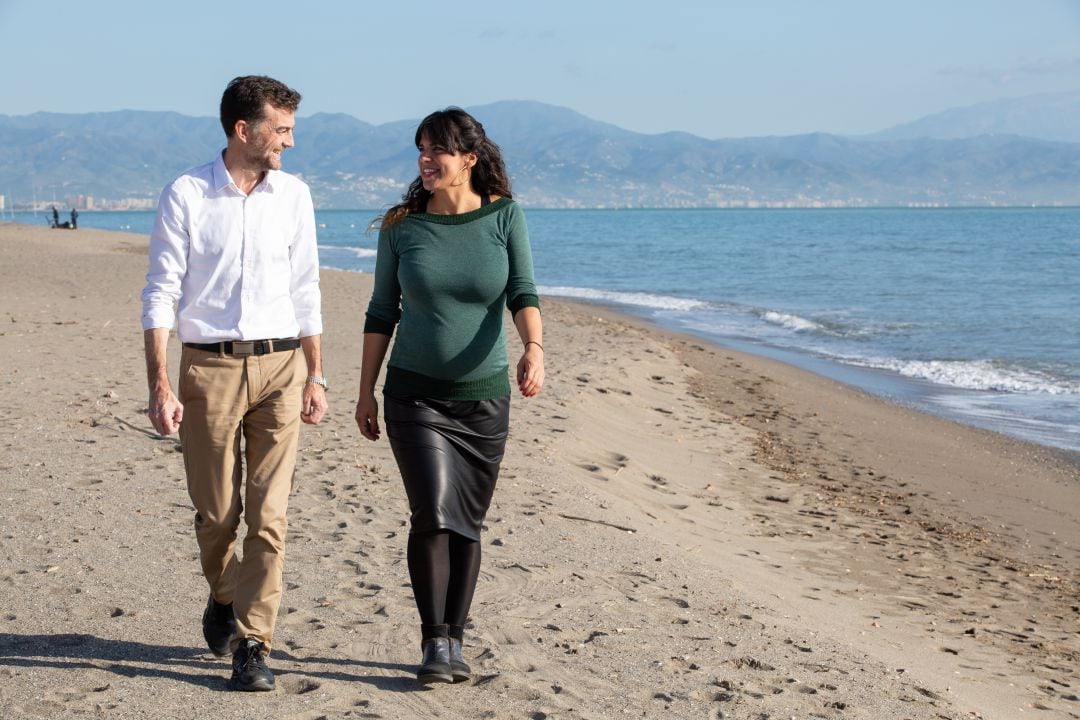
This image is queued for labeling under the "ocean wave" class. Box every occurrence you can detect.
[539,286,708,311]
[847,357,1079,395]
[759,310,824,333]
[755,309,908,339]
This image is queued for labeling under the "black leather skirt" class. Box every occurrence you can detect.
[384,392,510,540]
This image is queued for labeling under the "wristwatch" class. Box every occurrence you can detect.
[306,375,328,390]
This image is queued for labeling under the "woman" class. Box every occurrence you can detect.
[355,108,544,685]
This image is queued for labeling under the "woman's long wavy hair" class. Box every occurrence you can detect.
[376,108,512,229]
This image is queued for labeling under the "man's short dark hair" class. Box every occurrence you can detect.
[219,76,302,137]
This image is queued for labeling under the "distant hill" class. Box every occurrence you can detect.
[3,98,1080,208]
[869,90,1080,143]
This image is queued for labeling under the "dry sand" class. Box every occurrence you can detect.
[0,222,1077,719]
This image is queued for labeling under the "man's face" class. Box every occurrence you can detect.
[244,103,295,171]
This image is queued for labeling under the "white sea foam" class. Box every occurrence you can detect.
[539,286,708,312]
[848,357,1079,395]
[759,310,824,333]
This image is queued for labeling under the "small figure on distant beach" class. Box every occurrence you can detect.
[51,205,59,227]
[69,208,77,229]
[355,107,545,685]
[140,75,326,692]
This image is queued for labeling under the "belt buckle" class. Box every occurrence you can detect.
[232,341,255,356]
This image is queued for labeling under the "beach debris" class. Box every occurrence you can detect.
[557,512,636,533]
[583,630,609,644]
[727,656,776,671]
[765,495,790,503]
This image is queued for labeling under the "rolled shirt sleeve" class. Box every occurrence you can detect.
[290,186,323,337]
[141,182,188,331]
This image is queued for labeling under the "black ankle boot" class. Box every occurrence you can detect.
[417,637,453,684]
[448,637,471,682]
[202,594,237,658]
[230,637,275,691]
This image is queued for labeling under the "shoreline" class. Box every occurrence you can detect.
[2,223,1079,718]
[546,294,1080,455]
[7,213,1076,455]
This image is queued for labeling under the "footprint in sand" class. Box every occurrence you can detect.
[279,677,321,695]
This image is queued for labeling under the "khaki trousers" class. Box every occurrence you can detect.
[177,345,305,653]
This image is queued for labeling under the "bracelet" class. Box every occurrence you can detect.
[306,375,328,389]
[525,341,543,352]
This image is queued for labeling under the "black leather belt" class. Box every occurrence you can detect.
[183,337,301,356]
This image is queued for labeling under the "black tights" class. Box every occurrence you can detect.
[407,530,482,640]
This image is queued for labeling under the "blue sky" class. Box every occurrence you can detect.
[2,0,1079,138]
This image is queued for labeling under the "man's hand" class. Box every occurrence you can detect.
[148,387,184,435]
[144,328,182,435]
[301,383,327,425]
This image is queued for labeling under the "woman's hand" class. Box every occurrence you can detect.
[355,392,381,440]
[516,345,545,397]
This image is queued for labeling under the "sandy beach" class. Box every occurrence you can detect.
[1,222,1078,719]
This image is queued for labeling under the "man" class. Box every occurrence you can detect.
[141,75,328,692]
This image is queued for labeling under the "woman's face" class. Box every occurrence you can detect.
[417,132,475,193]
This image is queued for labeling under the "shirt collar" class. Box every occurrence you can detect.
[212,150,278,194]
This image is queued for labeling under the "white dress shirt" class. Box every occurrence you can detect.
[140,152,322,343]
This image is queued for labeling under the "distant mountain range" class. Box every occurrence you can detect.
[3,91,1080,208]
[867,90,1080,143]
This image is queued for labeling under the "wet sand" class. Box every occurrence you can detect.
[1,223,1077,719]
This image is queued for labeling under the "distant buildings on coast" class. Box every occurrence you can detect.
[3,194,157,212]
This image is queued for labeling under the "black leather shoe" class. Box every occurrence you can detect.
[417,637,453,684]
[230,638,275,692]
[202,595,237,658]
[448,637,471,683]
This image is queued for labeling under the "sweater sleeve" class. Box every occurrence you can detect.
[364,225,401,335]
[503,202,540,315]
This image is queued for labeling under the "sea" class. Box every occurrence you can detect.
[13,207,1079,453]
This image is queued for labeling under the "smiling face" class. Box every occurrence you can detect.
[244,103,295,171]
[417,132,475,193]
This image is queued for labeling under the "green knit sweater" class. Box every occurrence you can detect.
[364,197,540,400]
